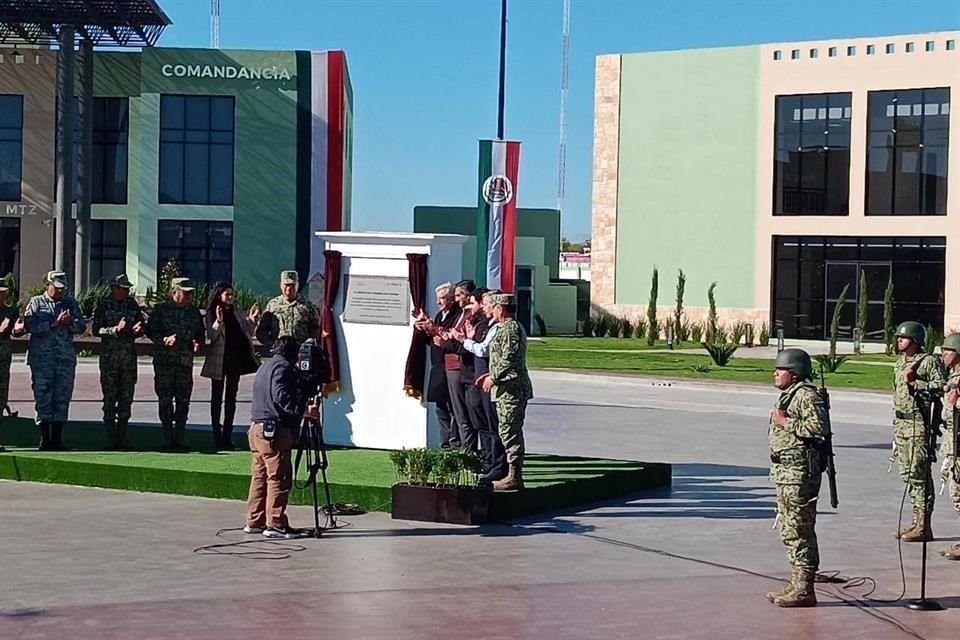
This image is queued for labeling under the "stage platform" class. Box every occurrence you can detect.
[0,418,671,521]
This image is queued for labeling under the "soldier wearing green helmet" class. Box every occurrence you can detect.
[937,333,960,560]
[766,347,829,608]
[891,320,946,543]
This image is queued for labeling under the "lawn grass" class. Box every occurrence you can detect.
[528,344,894,391]
[0,418,671,519]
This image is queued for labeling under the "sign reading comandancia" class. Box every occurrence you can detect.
[161,63,293,81]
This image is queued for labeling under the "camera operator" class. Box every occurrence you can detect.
[245,336,318,539]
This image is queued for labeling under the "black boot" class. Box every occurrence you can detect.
[174,422,189,451]
[38,422,51,451]
[51,422,67,451]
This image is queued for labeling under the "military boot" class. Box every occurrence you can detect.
[38,422,52,451]
[939,543,960,560]
[766,568,798,603]
[173,422,189,451]
[116,419,132,450]
[50,422,67,451]
[774,568,817,608]
[896,509,921,539]
[104,421,118,449]
[493,461,524,491]
[901,510,933,542]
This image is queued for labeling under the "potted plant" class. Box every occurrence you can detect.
[389,448,489,525]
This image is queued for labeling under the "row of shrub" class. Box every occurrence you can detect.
[582,313,771,348]
[389,448,482,487]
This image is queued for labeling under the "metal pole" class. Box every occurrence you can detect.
[496,0,507,139]
[55,26,76,281]
[76,39,94,291]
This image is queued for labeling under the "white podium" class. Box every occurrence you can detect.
[314,232,467,449]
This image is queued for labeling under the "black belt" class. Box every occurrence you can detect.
[895,410,918,420]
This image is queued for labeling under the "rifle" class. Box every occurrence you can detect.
[817,363,839,509]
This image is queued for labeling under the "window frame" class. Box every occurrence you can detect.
[156,219,234,285]
[772,92,853,216]
[865,87,950,216]
[0,94,24,202]
[89,219,127,285]
[158,95,236,206]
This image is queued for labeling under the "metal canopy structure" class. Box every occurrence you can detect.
[0,0,171,48]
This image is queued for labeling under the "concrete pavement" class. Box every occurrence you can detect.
[0,368,958,639]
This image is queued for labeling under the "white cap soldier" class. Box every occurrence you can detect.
[892,321,946,542]
[23,270,87,450]
[93,273,146,449]
[767,348,828,607]
[255,269,319,348]
[0,280,19,452]
[145,276,205,449]
[938,333,960,559]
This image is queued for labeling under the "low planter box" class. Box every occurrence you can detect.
[391,483,491,525]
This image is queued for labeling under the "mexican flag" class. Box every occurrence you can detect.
[475,139,521,292]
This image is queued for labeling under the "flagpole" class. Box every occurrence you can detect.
[497,0,507,139]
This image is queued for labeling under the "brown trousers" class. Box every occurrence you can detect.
[246,422,295,529]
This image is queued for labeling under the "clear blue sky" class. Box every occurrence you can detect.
[157,0,959,241]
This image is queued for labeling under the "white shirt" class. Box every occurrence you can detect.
[463,322,499,358]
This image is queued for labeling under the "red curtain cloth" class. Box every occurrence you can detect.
[404,253,429,398]
[320,249,342,395]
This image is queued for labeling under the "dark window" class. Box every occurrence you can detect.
[0,218,20,281]
[159,95,235,205]
[92,98,129,204]
[774,93,852,215]
[866,88,949,215]
[90,220,127,285]
[0,95,24,201]
[54,97,129,204]
[157,220,233,285]
[771,236,945,339]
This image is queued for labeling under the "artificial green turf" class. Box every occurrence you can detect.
[0,418,671,520]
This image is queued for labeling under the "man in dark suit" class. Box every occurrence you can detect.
[417,282,461,448]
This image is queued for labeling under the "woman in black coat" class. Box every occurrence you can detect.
[201,283,260,449]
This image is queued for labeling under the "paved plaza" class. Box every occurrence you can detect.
[1,365,959,639]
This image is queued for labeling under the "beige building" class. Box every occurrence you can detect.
[592,31,960,339]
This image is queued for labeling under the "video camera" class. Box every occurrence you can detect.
[296,338,331,399]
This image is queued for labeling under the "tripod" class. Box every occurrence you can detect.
[295,396,337,538]
[905,392,944,611]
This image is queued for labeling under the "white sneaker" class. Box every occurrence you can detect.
[243,525,265,534]
[263,526,307,539]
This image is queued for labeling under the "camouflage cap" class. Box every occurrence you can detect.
[280,270,299,284]
[110,273,133,289]
[46,270,68,289]
[171,277,195,292]
[489,293,515,307]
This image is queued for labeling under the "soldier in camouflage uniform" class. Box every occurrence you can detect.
[146,277,204,450]
[255,270,319,348]
[93,274,146,449]
[938,333,960,560]
[0,284,19,452]
[24,271,87,450]
[891,321,946,542]
[479,293,533,491]
[767,348,828,608]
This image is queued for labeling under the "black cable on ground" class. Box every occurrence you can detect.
[192,528,310,560]
[517,524,930,640]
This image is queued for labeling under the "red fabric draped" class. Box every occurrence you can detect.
[320,249,342,395]
[404,253,429,398]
